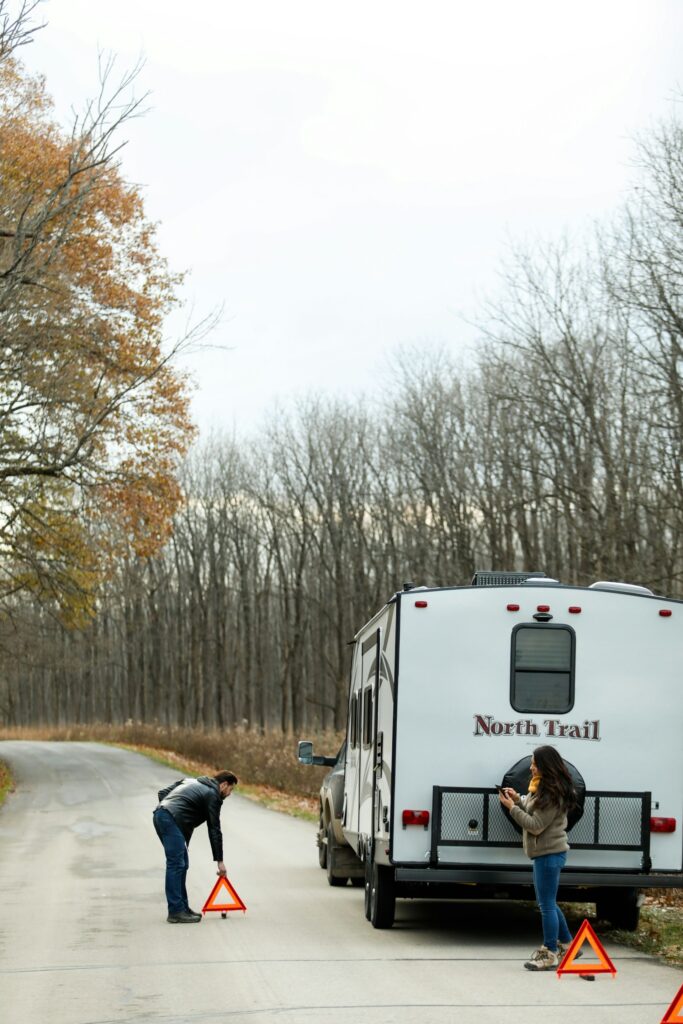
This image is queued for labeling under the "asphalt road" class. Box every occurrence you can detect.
[0,741,680,1024]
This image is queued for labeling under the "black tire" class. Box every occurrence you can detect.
[364,859,372,920]
[501,755,586,833]
[595,887,641,931]
[326,824,348,887]
[318,812,327,869]
[368,861,395,928]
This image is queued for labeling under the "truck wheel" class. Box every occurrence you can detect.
[318,812,327,869]
[595,887,641,931]
[326,824,348,887]
[368,861,395,929]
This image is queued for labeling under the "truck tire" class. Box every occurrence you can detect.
[318,811,327,869]
[326,824,348,887]
[595,887,641,931]
[367,861,395,929]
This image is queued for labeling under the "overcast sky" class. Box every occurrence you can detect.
[21,1,683,435]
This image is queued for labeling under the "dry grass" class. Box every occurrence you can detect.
[113,741,322,821]
[0,758,12,808]
[0,722,343,802]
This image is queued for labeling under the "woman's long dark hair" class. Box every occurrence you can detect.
[533,746,576,812]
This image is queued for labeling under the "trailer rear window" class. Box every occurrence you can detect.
[510,625,575,713]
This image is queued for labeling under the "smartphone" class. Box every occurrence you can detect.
[495,784,504,792]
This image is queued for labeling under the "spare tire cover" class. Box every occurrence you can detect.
[500,756,586,833]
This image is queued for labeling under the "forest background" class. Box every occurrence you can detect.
[0,4,681,968]
[0,2,682,754]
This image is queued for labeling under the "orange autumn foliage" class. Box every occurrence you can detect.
[0,54,195,622]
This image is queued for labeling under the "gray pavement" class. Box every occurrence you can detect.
[0,740,680,1024]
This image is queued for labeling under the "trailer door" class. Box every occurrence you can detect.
[357,629,379,843]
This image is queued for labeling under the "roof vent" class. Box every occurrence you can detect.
[471,571,547,587]
[589,581,654,596]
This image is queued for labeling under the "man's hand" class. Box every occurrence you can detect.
[216,861,227,876]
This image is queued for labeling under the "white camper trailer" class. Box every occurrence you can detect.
[299,571,683,929]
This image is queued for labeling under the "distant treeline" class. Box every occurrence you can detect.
[2,112,683,732]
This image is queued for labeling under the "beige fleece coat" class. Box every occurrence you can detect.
[508,792,569,859]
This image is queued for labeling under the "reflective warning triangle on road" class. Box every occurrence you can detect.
[202,875,246,914]
[556,919,616,977]
[660,982,683,1024]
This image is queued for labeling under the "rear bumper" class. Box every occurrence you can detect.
[395,867,683,888]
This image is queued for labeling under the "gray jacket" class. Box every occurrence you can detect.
[509,792,569,859]
[156,776,224,860]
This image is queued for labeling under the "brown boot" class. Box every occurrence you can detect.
[558,940,582,959]
[524,946,558,971]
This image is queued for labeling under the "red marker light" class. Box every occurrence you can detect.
[402,809,430,828]
[537,605,550,613]
[506,603,520,612]
[568,606,582,614]
[650,817,676,833]
[415,600,428,608]
[659,609,672,618]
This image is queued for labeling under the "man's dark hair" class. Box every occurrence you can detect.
[214,770,238,786]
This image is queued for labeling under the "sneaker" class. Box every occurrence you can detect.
[167,911,202,923]
[524,946,558,971]
[558,940,582,960]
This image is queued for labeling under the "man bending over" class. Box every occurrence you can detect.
[153,769,238,923]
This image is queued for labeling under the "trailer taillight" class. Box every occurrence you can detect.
[568,606,582,614]
[402,809,430,829]
[507,603,520,612]
[650,817,677,833]
[415,600,428,608]
[537,605,550,612]
[659,609,672,618]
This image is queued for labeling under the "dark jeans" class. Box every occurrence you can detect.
[532,851,572,952]
[153,807,189,915]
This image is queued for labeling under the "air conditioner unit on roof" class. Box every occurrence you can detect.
[470,571,547,587]
[589,581,654,596]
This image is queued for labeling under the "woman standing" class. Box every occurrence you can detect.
[499,745,577,970]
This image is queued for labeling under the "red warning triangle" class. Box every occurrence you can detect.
[660,982,683,1024]
[202,875,246,914]
[557,918,616,977]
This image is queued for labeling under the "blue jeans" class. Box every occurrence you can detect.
[153,807,189,915]
[532,852,572,952]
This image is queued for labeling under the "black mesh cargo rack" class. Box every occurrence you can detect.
[470,571,548,586]
[431,786,652,869]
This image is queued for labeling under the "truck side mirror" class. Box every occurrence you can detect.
[297,740,338,767]
[297,740,314,765]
